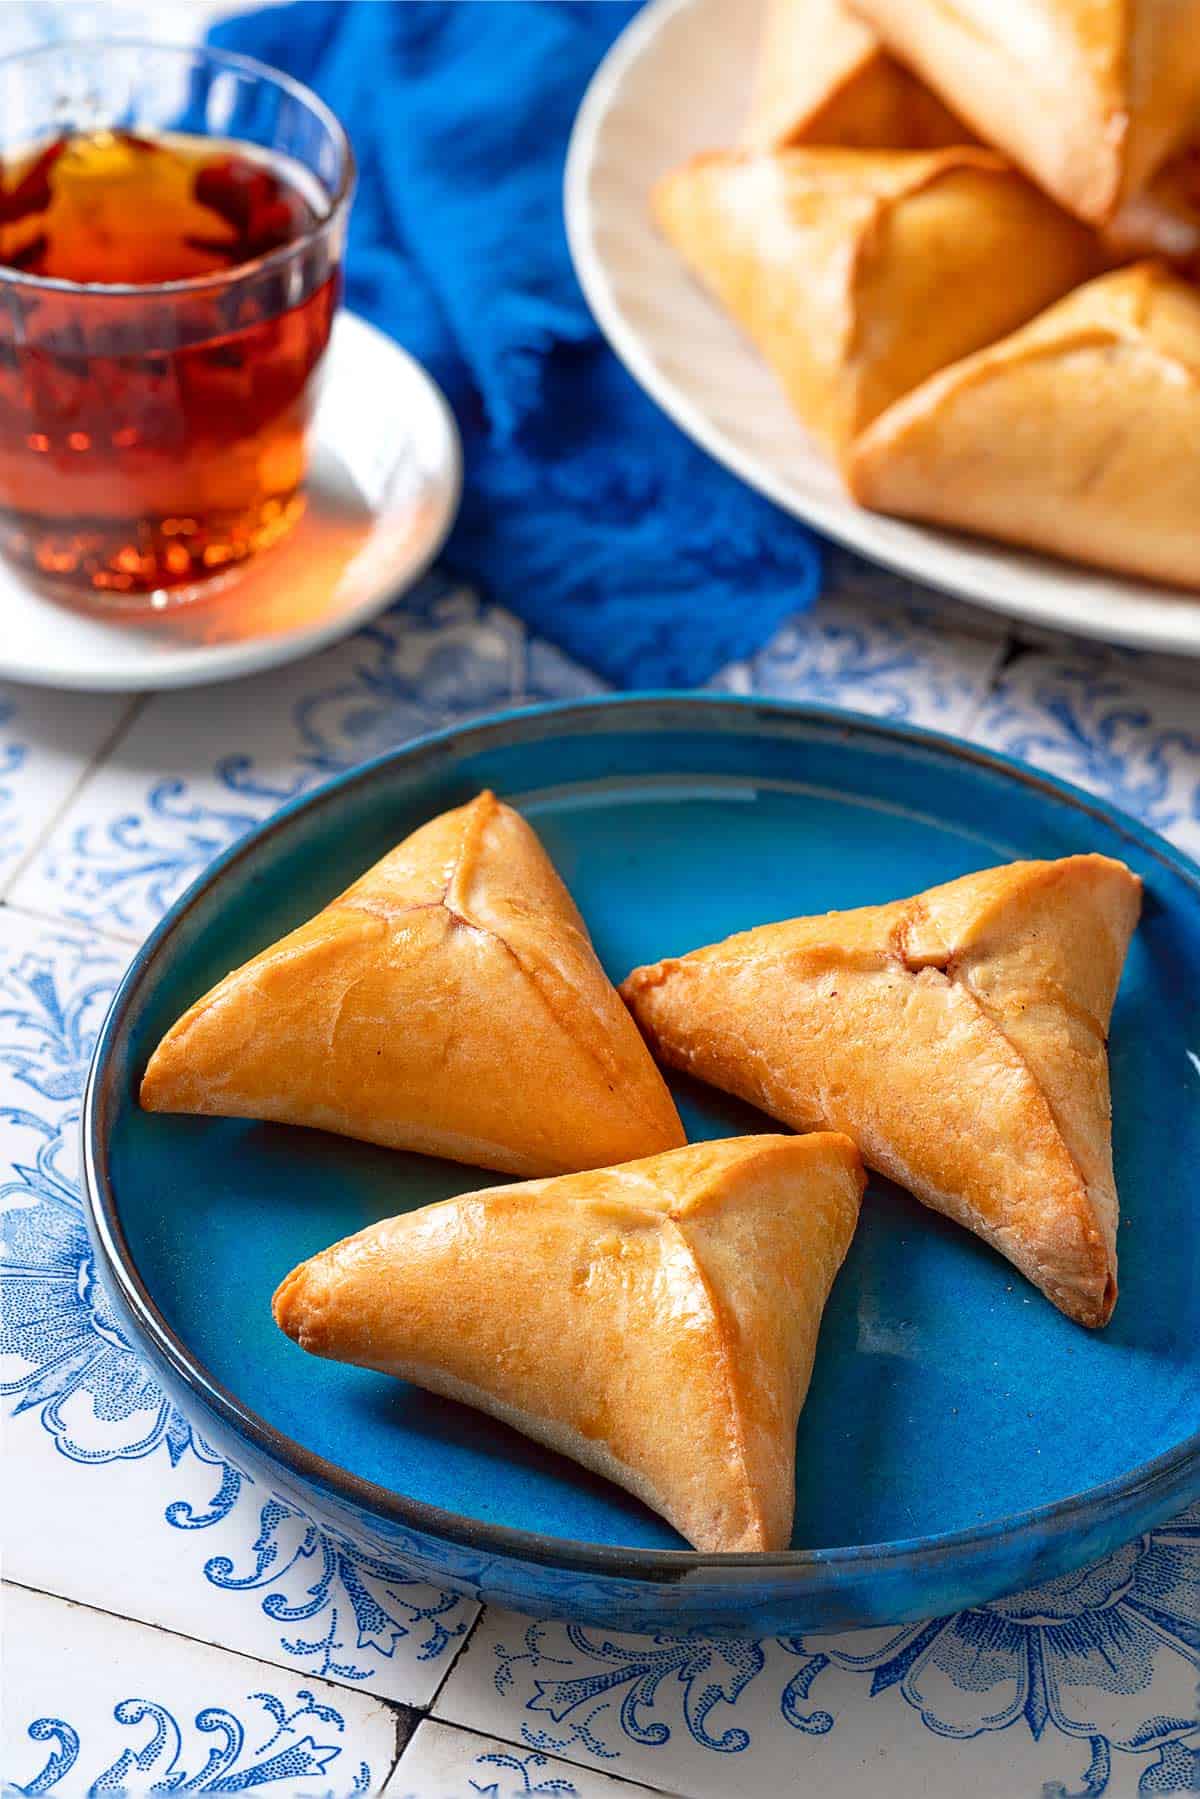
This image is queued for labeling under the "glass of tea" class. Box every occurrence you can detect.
[0,40,354,606]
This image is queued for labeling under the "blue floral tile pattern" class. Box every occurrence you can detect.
[384,1720,661,1799]
[11,583,531,941]
[12,574,1005,946]
[8,585,1200,1793]
[0,684,130,896]
[0,910,474,1702]
[435,1581,1200,1798]
[4,1690,372,1795]
[5,0,1198,1793]
[6,576,1200,1792]
[710,549,1006,730]
[0,694,26,872]
[518,640,611,707]
[972,648,1200,860]
[801,1532,1200,1771]
[3,1586,397,1797]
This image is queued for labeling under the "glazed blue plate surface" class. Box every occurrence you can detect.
[84,698,1200,1633]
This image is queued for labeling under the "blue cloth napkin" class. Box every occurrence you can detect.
[210,1,822,688]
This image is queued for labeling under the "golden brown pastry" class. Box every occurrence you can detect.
[1102,145,1200,274]
[273,1134,865,1552]
[141,791,684,1177]
[849,0,1200,223]
[744,0,969,151]
[622,856,1141,1328]
[652,147,1097,457]
[846,262,1200,590]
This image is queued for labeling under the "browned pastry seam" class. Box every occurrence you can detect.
[840,168,939,365]
[636,936,1104,1263]
[662,1211,763,1537]
[447,792,666,1132]
[848,0,1130,218]
[844,262,1200,588]
[273,1134,865,1551]
[880,317,1200,404]
[786,146,1068,368]
[892,904,1110,1155]
[631,966,1110,1323]
[325,789,665,1137]
[626,863,1129,1331]
[902,962,1111,1318]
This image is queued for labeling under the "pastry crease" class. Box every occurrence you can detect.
[744,0,970,151]
[652,146,1096,457]
[621,855,1141,1327]
[847,262,1200,590]
[273,1134,865,1552]
[849,0,1200,222]
[141,791,685,1177]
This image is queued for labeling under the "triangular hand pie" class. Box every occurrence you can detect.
[273,1134,864,1552]
[141,791,684,1177]
[847,263,1200,590]
[622,856,1141,1327]
[850,0,1200,223]
[745,0,968,152]
[652,147,1096,456]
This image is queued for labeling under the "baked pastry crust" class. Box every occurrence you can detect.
[745,0,968,151]
[652,146,1096,456]
[846,262,1200,590]
[273,1133,865,1553]
[622,856,1141,1328]
[850,0,1200,222]
[141,791,685,1177]
[1101,145,1200,274]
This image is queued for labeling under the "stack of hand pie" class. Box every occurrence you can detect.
[142,793,1142,1552]
[652,0,1200,588]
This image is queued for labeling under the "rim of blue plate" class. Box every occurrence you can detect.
[83,694,1200,1582]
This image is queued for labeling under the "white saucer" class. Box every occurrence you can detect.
[0,312,461,691]
[565,0,1200,656]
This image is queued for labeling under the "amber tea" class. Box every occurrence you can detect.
[0,127,341,597]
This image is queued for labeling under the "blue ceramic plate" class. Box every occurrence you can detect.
[84,698,1200,1634]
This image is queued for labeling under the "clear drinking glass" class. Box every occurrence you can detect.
[0,40,354,607]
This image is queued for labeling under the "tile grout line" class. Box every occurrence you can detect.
[422,1601,490,1714]
[406,1707,688,1799]
[365,1700,422,1797]
[953,629,1015,743]
[0,693,145,903]
[6,1578,680,1795]
[0,894,141,950]
[1,1574,431,1721]
[5,1577,419,1791]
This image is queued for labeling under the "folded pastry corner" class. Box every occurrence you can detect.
[273,1133,865,1553]
[850,0,1200,223]
[744,0,968,152]
[652,146,1096,456]
[622,855,1141,1327]
[846,261,1200,590]
[141,791,685,1177]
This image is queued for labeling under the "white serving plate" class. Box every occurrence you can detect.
[565,0,1200,656]
[0,311,460,691]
